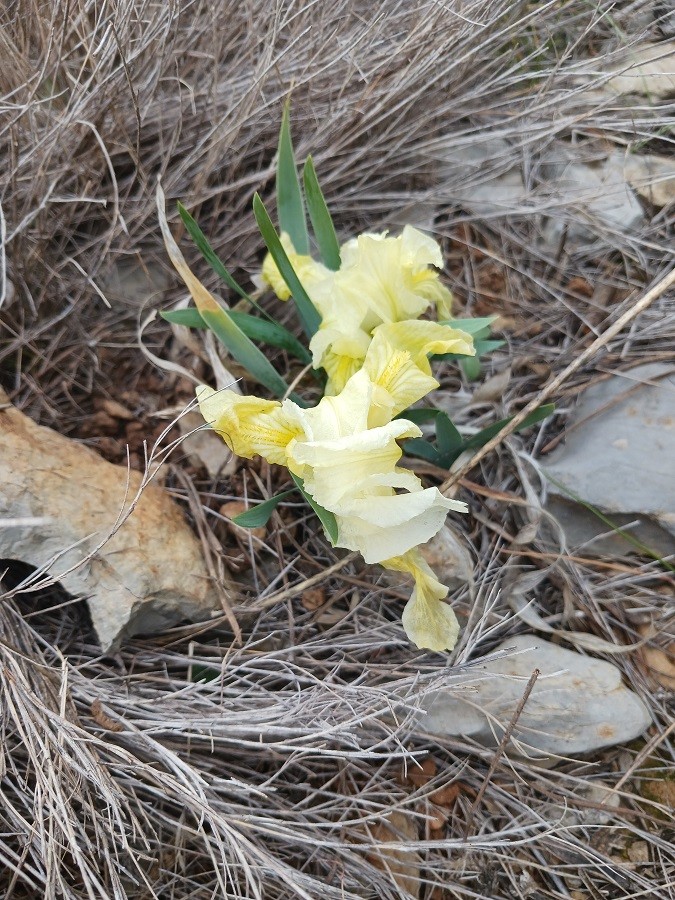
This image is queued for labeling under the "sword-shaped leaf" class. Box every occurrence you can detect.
[253,193,321,338]
[160,308,312,365]
[276,102,309,254]
[157,183,290,399]
[303,156,341,270]
[232,490,297,528]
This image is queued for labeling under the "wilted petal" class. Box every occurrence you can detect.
[384,548,460,652]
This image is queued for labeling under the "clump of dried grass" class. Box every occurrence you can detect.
[1,0,674,897]
[2,0,673,390]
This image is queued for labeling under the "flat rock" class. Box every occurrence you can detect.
[419,525,474,590]
[420,635,651,755]
[543,363,675,555]
[603,41,675,99]
[177,410,235,478]
[538,147,645,244]
[435,136,529,218]
[624,152,675,207]
[0,389,222,649]
[435,138,645,244]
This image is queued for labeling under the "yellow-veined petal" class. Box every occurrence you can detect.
[362,333,438,422]
[372,320,474,375]
[309,326,371,395]
[384,548,460,652]
[197,385,302,465]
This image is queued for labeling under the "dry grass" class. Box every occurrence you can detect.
[1,0,674,897]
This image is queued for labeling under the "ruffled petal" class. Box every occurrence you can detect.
[362,330,438,420]
[197,385,302,465]
[400,224,444,271]
[373,320,475,374]
[335,489,465,564]
[309,326,371,395]
[288,420,420,511]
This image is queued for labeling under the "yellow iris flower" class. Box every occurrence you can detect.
[307,226,471,393]
[258,226,475,397]
[197,365,466,651]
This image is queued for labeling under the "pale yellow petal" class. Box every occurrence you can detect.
[323,351,367,396]
[383,548,460,652]
[373,320,475,374]
[411,276,454,320]
[293,368,373,441]
[197,385,302,465]
[335,488,464,564]
[288,421,420,510]
[400,225,444,271]
[362,331,438,419]
[260,233,329,301]
[309,326,371,395]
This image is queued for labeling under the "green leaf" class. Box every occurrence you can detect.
[199,305,291,399]
[401,437,440,463]
[461,356,483,382]
[190,664,221,684]
[396,407,443,425]
[276,102,309,254]
[232,490,297,528]
[253,193,321,338]
[434,412,463,454]
[160,308,205,328]
[473,339,505,357]
[404,404,556,469]
[161,307,312,364]
[440,316,498,337]
[397,408,463,454]
[462,403,555,451]
[303,156,341,270]
[231,313,311,364]
[177,203,253,306]
[290,473,338,544]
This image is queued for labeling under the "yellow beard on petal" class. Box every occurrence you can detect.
[197,385,303,465]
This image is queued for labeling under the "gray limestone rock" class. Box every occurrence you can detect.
[543,362,675,556]
[420,635,652,755]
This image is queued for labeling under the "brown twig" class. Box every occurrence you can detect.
[463,667,540,838]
